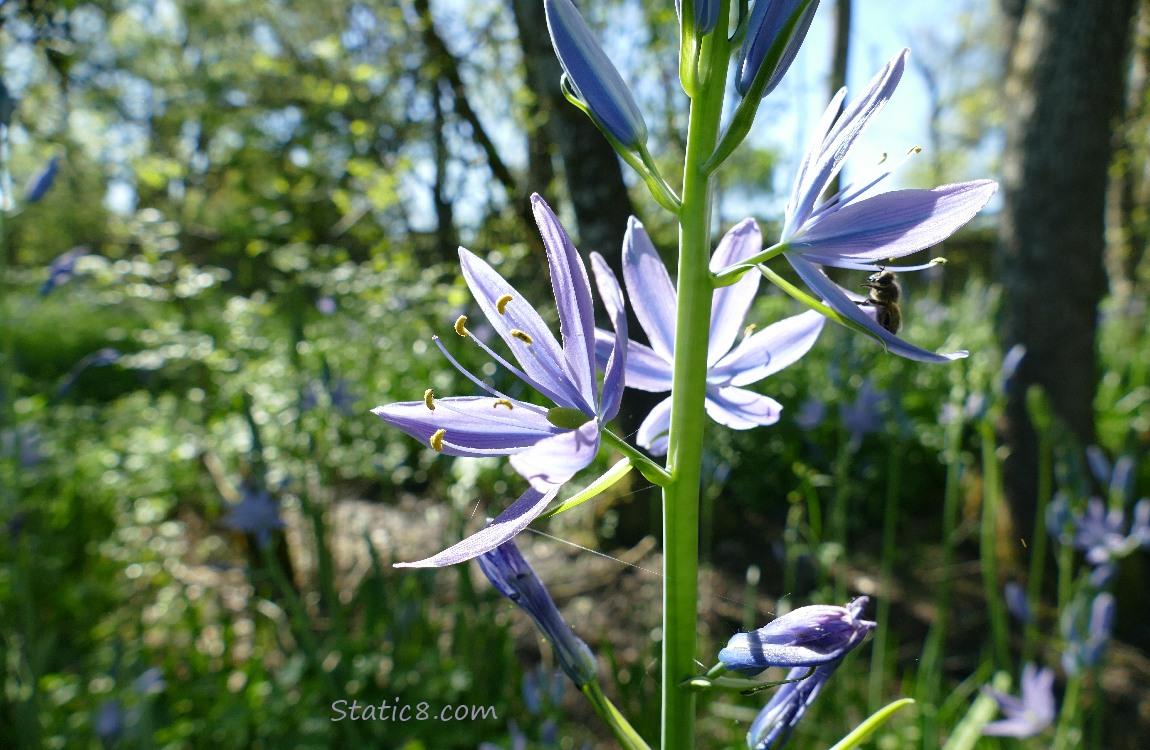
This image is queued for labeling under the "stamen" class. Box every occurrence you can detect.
[495,294,513,314]
[432,335,508,399]
[454,316,469,337]
[493,398,514,409]
[509,329,533,344]
[743,323,758,338]
[424,388,436,410]
[430,429,446,452]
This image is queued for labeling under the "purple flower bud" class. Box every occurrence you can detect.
[679,0,721,35]
[1003,581,1031,624]
[737,0,820,97]
[477,539,598,686]
[40,246,89,296]
[747,659,842,749]
[25,155,59,204]
[545,0,648,148]
[719,597,874,673]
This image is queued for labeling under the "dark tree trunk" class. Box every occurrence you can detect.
[997,0,1136,538]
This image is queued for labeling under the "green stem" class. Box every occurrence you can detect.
[660,14,731,750]
[868,447,902,712]
[1022,430,1053,666]
[1052,673,1083,750]
[582,681,652,750]
[977,420,1010,668]
[603,429,672,486]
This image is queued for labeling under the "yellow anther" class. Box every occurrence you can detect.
[429,429,446,452]
[423,388,436,410]
[510,329,533,344]
[493,398,514,409]
[743,323,758,338]
[495,294,513,315]
[454,315,469,337]
[908,145,923,155]
[930,257,947,265]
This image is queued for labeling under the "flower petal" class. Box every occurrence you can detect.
[594,329,673,392]
[458,247,588,412]
[395,485,560,568]
[707,219,762,365]
[793,181,999,264]
[637,396,673,456]
[704,386,782,430]
[710,309,825,386]
[372,397,563,456]
[622,218,678,360]
[786,253,968,363]
[510,420,601,490]
[590,251,628,421]
[785,49,907,237]
[534,195,599,410]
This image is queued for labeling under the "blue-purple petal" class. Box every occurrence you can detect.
[594,330,674,392]
[737,0,821,98]
[707,219,763,365]
[786,253,968,363]
[458,247,588,412]
[637,396,673,456]
[510,421,602,490]
[784,49,907,237]
[590,252,627,421]
[395,485,561,568]
[709,309,824,386]
[372,397,562,457]
[704,386,783,430]
[792,181,998,265]
[535,195,599,410]
[623,218,678,360]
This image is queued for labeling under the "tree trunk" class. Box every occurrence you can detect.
[826,0,851,198]
[998,0,1136,538]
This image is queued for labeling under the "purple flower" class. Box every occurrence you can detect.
[40,246,89,296]
[25,155,59,204]
[746,659,844,749]
[594,218,823,455]
[737,0,821,97]
[316,295,337,315]
[1062,592,1115,675]
[94,700,125,743]
[220,485,285,549]
[1070,496,1150,565]
[719,597,874,674]
[1085,446,1135,504]
[477,539,598,687]
[545,0,647,148]
[377,195,627,568]
[981,663,1056,739]
[779,49,997,363]
[688,0,722,36]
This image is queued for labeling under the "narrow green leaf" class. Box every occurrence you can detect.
[828,697,916,750]
[940,671,1012,750]
[540,458,633,519]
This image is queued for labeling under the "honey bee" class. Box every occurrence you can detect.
[859,268,902,334]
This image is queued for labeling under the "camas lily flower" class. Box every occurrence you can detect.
[595,218,823,455]
[779,48,997,363]
[477,539,599,687]
[376,194,627,568]
[719,596,874,674]
[981,663,1056,739]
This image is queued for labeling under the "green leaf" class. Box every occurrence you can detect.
[828,697,916,750]
[540,458,633,519]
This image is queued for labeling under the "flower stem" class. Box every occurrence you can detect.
[661,14,730,750]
